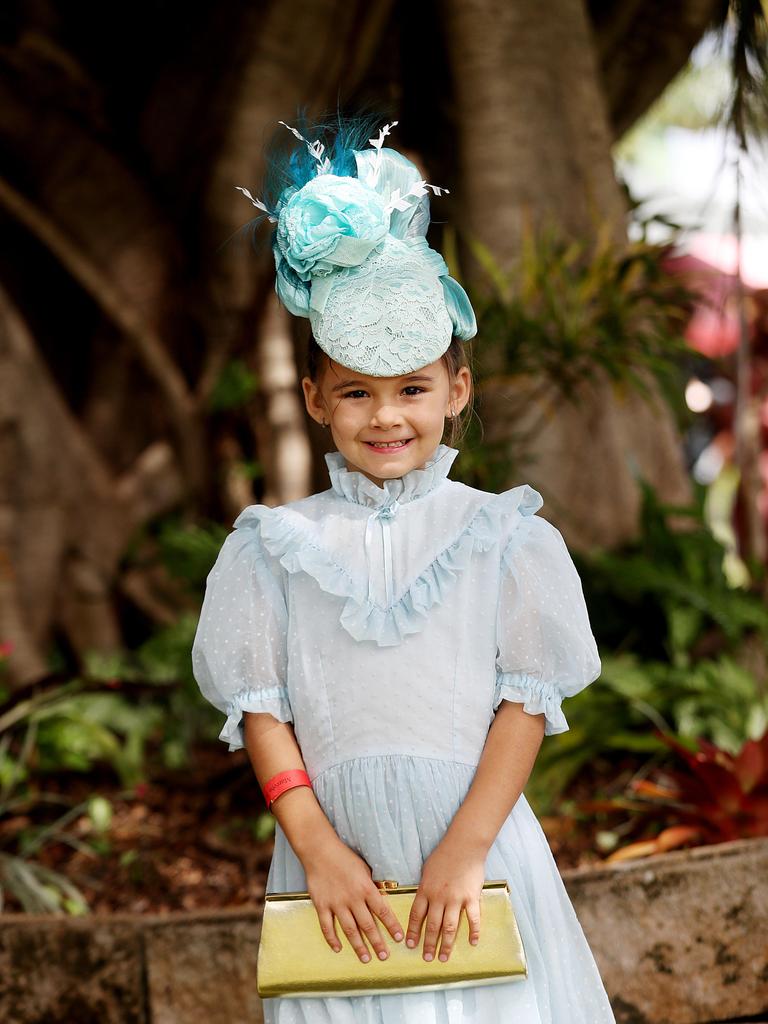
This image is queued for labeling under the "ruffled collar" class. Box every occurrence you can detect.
[324,443,459,509]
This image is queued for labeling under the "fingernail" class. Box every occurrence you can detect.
[361,954,370,963]
[378,950,388,960]
[471,937,478,945]
[406,938,415,947]
[394,931,403,941]
[424,952,433,962]
[439,954,448,962]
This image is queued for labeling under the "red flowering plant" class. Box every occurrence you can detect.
[577,727,768,862]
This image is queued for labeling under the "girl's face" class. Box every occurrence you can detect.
[302,357,471,487]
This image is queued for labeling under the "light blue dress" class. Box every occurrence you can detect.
[191,443,616,1023]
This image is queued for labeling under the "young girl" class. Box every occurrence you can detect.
[192,113,616,1023]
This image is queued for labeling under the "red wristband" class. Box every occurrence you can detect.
[262,769,312,809]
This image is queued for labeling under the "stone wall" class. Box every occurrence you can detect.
[1,837,766,1024]
[566,836,768,1024]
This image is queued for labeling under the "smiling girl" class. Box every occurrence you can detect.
[192,111,616,1023]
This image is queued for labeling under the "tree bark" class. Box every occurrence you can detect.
[441,0,627,264]
[194,0,396,394]
[440,0,693,543]
[0,283,184,687]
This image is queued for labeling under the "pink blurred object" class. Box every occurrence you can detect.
[687,233,768,290]
[686,304,741,357]
[662,239,760,358]
[663,235,768,550]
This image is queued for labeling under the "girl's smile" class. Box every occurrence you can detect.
[352,430,423,482]
[363,438,415,453]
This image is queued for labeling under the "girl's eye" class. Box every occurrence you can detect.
[341,386,426,399]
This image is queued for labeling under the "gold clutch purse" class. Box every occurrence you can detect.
[257,878,527,999]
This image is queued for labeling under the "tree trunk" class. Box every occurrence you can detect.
[440,0,693,545]
[0,283,186,687]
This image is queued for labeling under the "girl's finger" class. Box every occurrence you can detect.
[336,908,372,963]
[421,902,445,962]
[316,906,342,952]
[355,903,390,961]
[466,899,482,945]
[405,892,428,949]
[437,902,462,961]
[369,892,404,943]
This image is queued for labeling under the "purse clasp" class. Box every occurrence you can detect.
[373,878,399,890]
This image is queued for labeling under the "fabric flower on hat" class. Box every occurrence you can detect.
[275,175,390,282]
[236,116,477,375]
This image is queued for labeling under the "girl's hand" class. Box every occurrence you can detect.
[304,836,405,963]
[406,837,486,962]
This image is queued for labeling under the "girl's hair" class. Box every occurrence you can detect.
[305,335,475,449]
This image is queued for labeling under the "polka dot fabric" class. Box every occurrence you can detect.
[493,515,602,735]
[191,443,616,1023]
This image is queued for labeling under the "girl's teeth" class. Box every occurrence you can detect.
[370,440,409,448]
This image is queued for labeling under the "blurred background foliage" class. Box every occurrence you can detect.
[3,210,767,908]
[2,0,768,913]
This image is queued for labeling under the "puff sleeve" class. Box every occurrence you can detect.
[493,514,601,735]
[191,524,292,752]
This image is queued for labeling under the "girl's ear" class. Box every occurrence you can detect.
[447,365,472,417]
[302,376,327,427]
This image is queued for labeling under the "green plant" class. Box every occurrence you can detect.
[445,220,705,494]
[0,645,191,914]
[208,358,259,411]
[526,649,768,810]
[0,682,94,914]
[586,478,768,663]
[33,690,164,786]
[155,518,231,589]
[525,476,767,815]
[463,221,698,414]
[82,605,222,768]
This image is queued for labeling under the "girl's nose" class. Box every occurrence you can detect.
[370,405,402,427]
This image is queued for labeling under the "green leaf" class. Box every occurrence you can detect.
[208,359,259,411]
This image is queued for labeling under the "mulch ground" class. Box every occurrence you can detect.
[8,747,642,915]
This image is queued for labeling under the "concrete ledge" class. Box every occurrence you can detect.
[0,909,265,1024]
[1,837,766,1024]
[0,917,147,1024]
[561,837,768,1024]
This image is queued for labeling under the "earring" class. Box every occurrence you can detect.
[321,419,329,428]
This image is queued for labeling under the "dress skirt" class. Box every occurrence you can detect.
[261,753,616,1024]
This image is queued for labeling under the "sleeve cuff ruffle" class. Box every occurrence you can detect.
[233,484,542,648]
[492,670,569,736]
[219,684,293,752]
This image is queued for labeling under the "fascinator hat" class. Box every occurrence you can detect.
[236,112,477,377]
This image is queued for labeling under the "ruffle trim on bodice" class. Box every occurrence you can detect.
[233,483,543,647]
